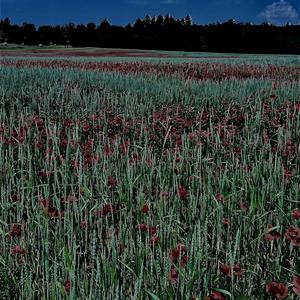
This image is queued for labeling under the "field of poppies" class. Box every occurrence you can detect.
[0,48,300,299]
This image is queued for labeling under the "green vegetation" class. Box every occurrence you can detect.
[0,54,299,299]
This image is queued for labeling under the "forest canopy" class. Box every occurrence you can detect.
[1,16,300,54]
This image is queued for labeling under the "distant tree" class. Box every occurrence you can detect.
[87,22,96,31]
[125,23,132,31]
[133,18,144,32]
[99,18,111,31]
[143,15,151,25]
[38,25,54,45]
[0,18,10,42]
[182,15,192,26]
[156,15,164,28]
[1,16,300,54]
[63,23,76,46]
[1,17,11,29]
[0,30,4,42]
[22,23,37,44]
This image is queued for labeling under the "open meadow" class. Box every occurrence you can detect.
[0,48,300,299]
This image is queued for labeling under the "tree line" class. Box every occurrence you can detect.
[1,16,300,54]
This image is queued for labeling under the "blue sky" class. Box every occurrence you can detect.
[1,0,299,25]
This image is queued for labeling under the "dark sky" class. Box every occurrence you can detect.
[1,0,299,25]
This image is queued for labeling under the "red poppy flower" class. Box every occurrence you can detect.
[47,206,61,218]
[64,279,71,294]
[8,224,24,239]
[291,209,300,220]
[204,291,225,300]
[142,203,150,214]
[233,147,241,155]
[147,225,157,235]
[39,198,50,209]
[146,159,153,167]
[130,153,140,164]
[148,235,160,246]
[244,164,252,172]
[104,145,114,156]
[284,168,293,184]
[177,185,188,200]
[107,176,117,189]
[215,193,224,203]
[180,255,189,268]
[293,276,300,296]
[137,223,148,232]
[10,193,20,202]
[169,244,186,260]
[265,225,281,241]
[11,245,26,256]
[120,140,130,154]
[39,198,63,218]
[70,157,81,169]
[169,266,179,284]
[80,220,88,229]
[60,139,68,147]
[222,218,230,225]
[219,264,232,277]
[219,263,242,277]
[239,202,249,213]
[284,226,300,247]
[96,204,120,217]
[265,282,288,299]
[232,263,242,276]
[169,244,189,266]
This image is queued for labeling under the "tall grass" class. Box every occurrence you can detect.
[0,59,299,299]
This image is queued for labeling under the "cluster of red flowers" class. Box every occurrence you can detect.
[169,244,189,265]
[1,102,299,174]
[8,224,24,239]
[107,175,117,190]
[219,263,242,277]
[137,224,160,246]
[0,49,172,58]
[203,276,300,299]
[10,245,26,264]
[11,245,26,256]
[266,282,288,299]
[204,291,225,300]
[1,48,242,59]
[39,198,64,219]
[284,226,300,247]
[169,244,190,284]
[266,277,300,299]
[266,224,300,247]
[1,59,300,81]
[95,203,122,217]
[177,185,189,200]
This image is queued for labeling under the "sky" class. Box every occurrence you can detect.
[1,0,299,26]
